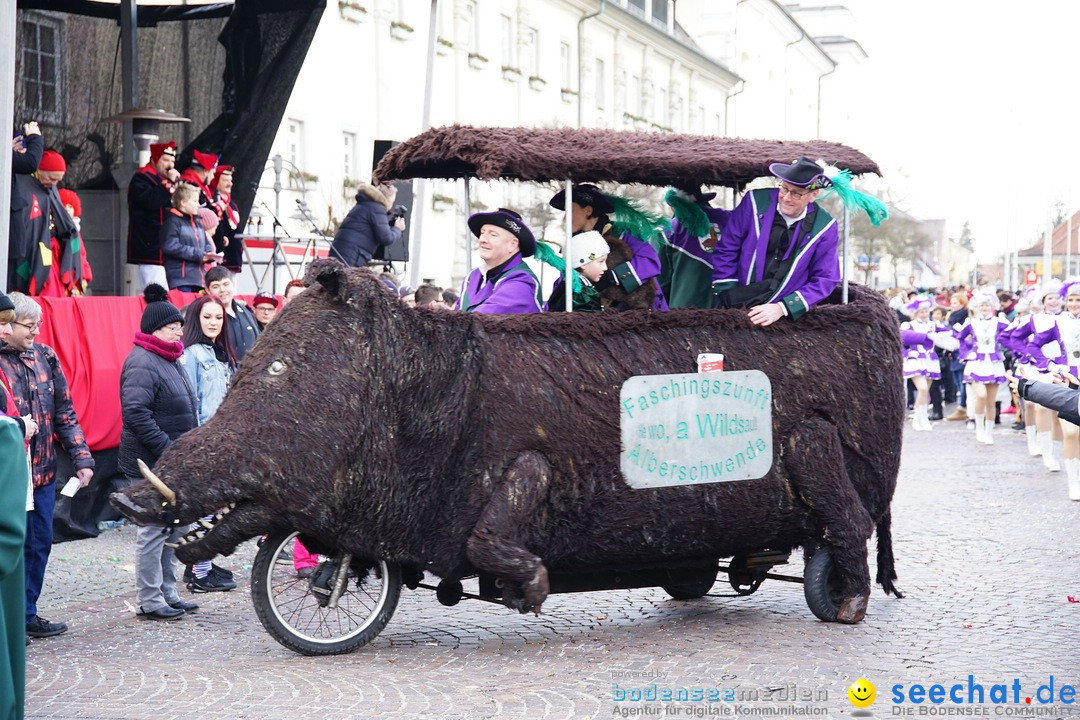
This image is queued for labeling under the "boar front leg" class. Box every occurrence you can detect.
[466,451,551,614]
[784,417,875,623]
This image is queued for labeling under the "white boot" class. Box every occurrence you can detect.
[982,420,994,445]
[1046,439,1062,472]
[1052,441,1064,473]
[1068,459,1080,501]
[1026,425,1041,456]
[1040,433,1060,471]
[973,414,986,443]
[920,406,933,431]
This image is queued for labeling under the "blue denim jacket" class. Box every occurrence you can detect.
[179,343,232,426]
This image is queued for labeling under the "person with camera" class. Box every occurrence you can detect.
[8,121,43,292]
[330,182,405,268]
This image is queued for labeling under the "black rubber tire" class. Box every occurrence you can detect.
[662,566,718,600]
[251,531,401,655]
[803,547,841,622]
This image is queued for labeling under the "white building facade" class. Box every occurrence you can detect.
[264,0,867,290]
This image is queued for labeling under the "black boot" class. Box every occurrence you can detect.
[995,401,1001,425]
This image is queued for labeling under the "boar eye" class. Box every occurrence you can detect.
[267,360,286,376]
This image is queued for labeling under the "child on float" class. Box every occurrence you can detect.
[1029,280,1080,485]
[900,296,955,431]
[537,231,610,312]
[953,289,1010,444]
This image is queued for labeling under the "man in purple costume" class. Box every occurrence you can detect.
[658,187,732,309]
[456,208,542,314]
[711,157,841,326]
[549,184,667,311]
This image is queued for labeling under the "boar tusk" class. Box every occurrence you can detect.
[137,458,176,506]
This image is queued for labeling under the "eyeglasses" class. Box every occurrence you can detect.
[777,184,813,199]
[13,321,41,333]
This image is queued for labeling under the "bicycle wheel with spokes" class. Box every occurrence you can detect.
[250,531,401,655]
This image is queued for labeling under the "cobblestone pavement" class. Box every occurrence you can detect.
[24,414,1080,719]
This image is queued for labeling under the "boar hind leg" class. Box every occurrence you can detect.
[784,417,874,624]
[466,451,551,614]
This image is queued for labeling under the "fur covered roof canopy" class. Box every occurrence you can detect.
[372,125,882,187]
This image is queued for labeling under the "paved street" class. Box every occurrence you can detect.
[24,414,1080,719]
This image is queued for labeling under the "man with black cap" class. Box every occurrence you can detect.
[711,157,841,326]
[455,208,542,314]
[128,140,181,290]
[549,184,666,310]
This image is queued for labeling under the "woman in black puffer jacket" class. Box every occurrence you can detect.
[119,285,200,621]
[329,183,404,267]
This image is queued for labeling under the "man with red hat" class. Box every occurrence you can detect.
[179,150,218,207]
[128,140,180,290]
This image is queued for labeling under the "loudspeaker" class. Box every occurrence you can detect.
[371,139,409,263]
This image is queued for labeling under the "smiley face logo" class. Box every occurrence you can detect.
[848,678,876,708]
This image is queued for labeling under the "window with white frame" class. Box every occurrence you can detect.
[20,14,64,125]
[287,120,304,170]
[501,15,514,68]
[595,58,605,108]
[560,42,572,89]
[652,0,669,26]
[463,0,479,53]
[342,132,356,181]
[629,75,642,116]
[523,27,539,78]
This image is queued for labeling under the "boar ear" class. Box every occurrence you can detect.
[306,258,350,304]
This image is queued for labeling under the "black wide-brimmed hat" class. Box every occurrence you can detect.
[548,183,615,214]
[768,157,831,189]
[467,208,536,257]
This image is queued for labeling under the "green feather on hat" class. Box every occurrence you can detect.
[663,188,711,239]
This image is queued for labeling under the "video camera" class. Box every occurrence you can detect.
[387,204,408,227]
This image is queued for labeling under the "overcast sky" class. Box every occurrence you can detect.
[839,0,1080,260]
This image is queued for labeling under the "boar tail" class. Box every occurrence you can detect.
[874,509,903,598]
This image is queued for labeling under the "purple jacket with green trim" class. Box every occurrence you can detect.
[710,188,840,319]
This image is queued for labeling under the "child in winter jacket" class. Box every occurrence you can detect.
[161,183,220,291]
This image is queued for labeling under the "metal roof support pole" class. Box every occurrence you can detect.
[564,178,573,312]
[1067,214,1073,279]
[120,0,138,164]
[841,206,850,304]
[462,176,472,276]
[0,0,15,291]
[407,0,439,289]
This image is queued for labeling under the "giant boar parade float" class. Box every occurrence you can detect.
[113,126,905,655]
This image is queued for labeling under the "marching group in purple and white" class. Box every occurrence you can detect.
[900,280,1080,501]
